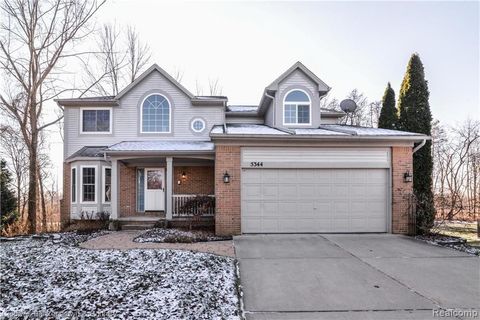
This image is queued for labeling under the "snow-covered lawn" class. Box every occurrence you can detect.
[0,237,240,319]
[134,228,232,243]
[416,234,480,256]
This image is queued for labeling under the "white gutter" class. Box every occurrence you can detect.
[413,139,427,153]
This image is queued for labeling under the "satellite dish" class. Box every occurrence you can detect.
[340,99,357,113]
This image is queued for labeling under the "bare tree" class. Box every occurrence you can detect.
[84,24,151,96]
[195,78,203,96]
[433,119,480,224]
[208,77,222,96]
[172,66,184,83]
[0,124,28,220]
[0,0,105,233]
[126,26,151,84]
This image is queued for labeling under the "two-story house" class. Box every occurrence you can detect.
[57,62,428,235]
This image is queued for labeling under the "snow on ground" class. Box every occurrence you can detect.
[134,228,232,243]
[416,235,480,256]
[1,237,240,319]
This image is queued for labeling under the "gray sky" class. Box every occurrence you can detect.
[45,0,479,185]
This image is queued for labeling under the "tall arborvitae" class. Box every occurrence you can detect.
[397,53,434,233]
[378,82,398,129]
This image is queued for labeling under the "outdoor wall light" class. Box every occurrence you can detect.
[223,171,231,184]
[404,170,413,183]
[181,171,187,179]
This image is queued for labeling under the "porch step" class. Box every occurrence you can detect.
[118,216,165,231]
[121,224,156,231]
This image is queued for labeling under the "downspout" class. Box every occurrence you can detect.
[264,91,275,125]
[413,139,426,154]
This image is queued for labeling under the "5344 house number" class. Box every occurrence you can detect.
[250,162,264,167]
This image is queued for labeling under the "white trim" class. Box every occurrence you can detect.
[140,93,172,134]
[79,107,113,134]
[80,165,97,204]
[71,166,77,204]
[190,118,206,133]
[282,89,312,126]
[102,166,112,204]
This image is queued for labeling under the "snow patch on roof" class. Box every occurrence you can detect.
[294,128,348,136]
[323,125,423,136]
[107,141,215,152]
[225,124,288,135]
[226,105,258,113]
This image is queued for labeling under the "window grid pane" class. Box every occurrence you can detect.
[297,105,310,124]
[104,168,111,202]
[82,110,110,132]
[71,168,76,203]
[142,95,170,132]
[82,167,95,202]
[284,104,297,124]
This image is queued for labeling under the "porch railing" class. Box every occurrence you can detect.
[172,194,215,217]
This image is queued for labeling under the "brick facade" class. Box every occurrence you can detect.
[214,145,241,236]
[119,162,137,217]
[173,166,214,195]
[60,162,71,228]
[391,146,414,234]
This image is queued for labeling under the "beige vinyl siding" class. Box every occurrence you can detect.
[226,115,264,124]
[64,71,224,159]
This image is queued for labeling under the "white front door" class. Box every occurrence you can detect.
[144,168,165,211]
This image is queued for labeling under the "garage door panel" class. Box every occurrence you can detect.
[278,185,297,197]
[242,168,388,233]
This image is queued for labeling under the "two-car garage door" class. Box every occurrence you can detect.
[241,148,390,233]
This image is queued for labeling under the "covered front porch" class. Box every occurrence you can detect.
[105,141,215,224]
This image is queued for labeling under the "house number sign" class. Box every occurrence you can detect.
[250,162,264,167]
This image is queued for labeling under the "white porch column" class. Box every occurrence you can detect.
[110,159,119,219]
[166,157,173,220]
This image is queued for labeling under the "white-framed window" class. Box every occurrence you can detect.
[283,89,311,125]
[71,167,77,203]
[102,166,112,203]
[190,118,206,133]
[80,108,112,134]
[141,93,171,133]
[81,166,97,203]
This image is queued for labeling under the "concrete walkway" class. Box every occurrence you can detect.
[81,231,235,257]
[234,234,479,320]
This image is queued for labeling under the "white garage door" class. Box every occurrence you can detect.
[241,168,389,233]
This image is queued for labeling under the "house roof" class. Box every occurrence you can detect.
[55,96,118,107]
[266,61,331,92]
[115,64,195,100]
[106,141,215,153]
[66,146,107,161]
[210,124,429,142]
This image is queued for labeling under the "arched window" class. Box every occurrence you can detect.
[141,94,171,133]
[283,89,311,125]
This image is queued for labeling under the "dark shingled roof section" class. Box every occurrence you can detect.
[67,146,107,159]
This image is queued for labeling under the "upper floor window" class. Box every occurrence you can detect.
[283,89,311,125]
[141,94,171,133]
[191,118,206,133]
[81,108,111,133]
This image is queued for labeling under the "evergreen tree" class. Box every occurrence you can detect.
[1,159,17,229]
[397,53,434,233]
[378,82,398,129]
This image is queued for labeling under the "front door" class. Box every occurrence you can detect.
[144,168,165,211]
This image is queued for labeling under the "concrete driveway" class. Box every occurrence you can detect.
[234,234,479,320]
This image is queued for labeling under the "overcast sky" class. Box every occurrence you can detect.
[45,0,479,184]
